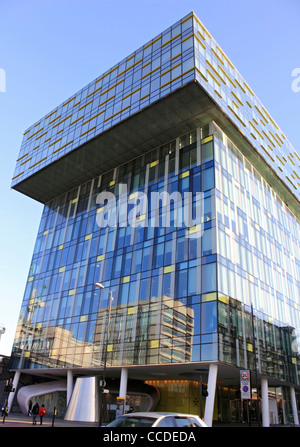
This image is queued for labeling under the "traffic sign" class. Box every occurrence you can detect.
[240,370,250,381]
[240,370,251,399]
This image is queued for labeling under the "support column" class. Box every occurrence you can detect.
[290,386,299,425]
[67,370,73,406]
[204,363,218,427]
[261,377,270,427]
[7,371,20,413]
[119,368,128,399]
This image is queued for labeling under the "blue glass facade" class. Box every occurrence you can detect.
[11,127,219,369]
[10,122,300,384]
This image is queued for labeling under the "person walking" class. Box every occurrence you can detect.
[1,399,8,417]
[39,404,47,425]
[28,399,33,416]
[1,399,8,422]
[32,402,39,425]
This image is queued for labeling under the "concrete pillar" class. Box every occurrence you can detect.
[290,386,299,425]
[261,377,270,427]
[282,387,288,424]
[204,363,218,427]
[7,371,20,413]
[67,370,73,406]
[119,368,128,399]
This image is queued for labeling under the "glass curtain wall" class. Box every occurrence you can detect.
[10,124,218,370]
[213,122,300,383]
[10,121,300,386]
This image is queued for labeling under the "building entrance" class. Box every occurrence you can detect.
[229,399,258,424]
[217,385,261,424]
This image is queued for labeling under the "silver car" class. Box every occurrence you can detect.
[105,411,207,427]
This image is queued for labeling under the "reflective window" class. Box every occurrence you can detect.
[201,140,213,163]
[174,417,194,427]
[201,262,216,293]
[155,416,176,427]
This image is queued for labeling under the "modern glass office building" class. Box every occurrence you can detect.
[8,12,300,426]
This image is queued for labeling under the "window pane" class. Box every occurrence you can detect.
[202,228,212,256]
[201,262,216,292]
[164,240,172,265]
[201,301,217,333]
[119,283,129,305]
[132,249,142,273]
[176,269,187,298]
[176,237,186,262]
[188,267,197,295]
[204,196,212,221]
[162,273,171,297]
[201,167,214,191]
[142,246,151,271]
[150,275,159,299]
[154,243,164,268]
[201,141,213,163]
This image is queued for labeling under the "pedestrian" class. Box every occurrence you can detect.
[39,404,47,425]
[128,406,135,413]
[32,402,39,425]
[1,399,8,417]
[28,399,33,416]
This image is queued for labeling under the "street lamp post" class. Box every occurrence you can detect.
[251,304,261,427]
[94,283,113,426]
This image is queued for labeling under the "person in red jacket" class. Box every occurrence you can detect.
[39,404,47,425]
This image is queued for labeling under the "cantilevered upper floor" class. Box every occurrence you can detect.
[11,12,299,218]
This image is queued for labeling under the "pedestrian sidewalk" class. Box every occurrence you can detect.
[1,412,98,427]
[2,412,298,428]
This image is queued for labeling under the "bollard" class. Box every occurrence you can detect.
[52,407,57,427]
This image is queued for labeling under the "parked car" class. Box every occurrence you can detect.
[105,412,207,427]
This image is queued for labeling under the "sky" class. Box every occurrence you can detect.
[0,0,299,356]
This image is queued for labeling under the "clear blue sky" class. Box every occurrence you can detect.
[0,0,299,356]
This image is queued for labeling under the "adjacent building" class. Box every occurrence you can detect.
[8,12,300,426]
